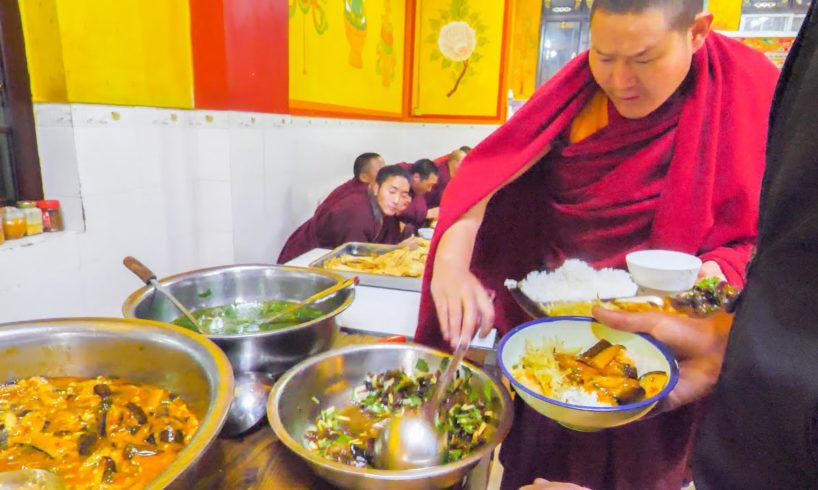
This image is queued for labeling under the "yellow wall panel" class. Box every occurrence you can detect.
[19,0,68,103]
[411,0,506,117]
[289,0,406,116]
[55,0,194,108]
[507,0,541,100]
[708,0,742,32]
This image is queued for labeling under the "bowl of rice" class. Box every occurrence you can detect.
[497,316,678,431]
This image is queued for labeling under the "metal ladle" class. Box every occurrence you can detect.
[374,333,471,470]
[123,256,205,334]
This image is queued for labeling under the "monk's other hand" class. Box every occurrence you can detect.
[426,207,440,220]
[698,260,727,282]
[399,236,419,250]
[592,306,733,412]
[431,257,495,350]
[519,478,592,490]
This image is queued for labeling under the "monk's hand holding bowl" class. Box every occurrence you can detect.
[519,478,592,490]
[592,305,733,412]
[698,260,727,282]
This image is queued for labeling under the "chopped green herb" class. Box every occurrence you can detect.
[197,288,213,298]
[439,357,451,372]
[415,358,429,373]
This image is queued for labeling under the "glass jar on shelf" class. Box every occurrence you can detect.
[36,200,63,232]
[2,207,26,240]
[17,201,43,235]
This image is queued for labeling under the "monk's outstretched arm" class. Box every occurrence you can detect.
[431,146,550,349]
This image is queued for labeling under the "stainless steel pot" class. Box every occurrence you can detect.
[267,343,514,490]
[122,264,355,436]
[0,318,234,489]
[121,264,354,378]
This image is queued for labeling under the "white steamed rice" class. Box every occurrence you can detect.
[558,387,608,407]
[518,259,638,303]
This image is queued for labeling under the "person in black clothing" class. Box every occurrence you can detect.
[523,1,818,488]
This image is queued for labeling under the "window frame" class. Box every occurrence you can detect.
[0,0,42,204]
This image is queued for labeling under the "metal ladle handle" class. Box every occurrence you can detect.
[123,256,157,284]
[122,256,205,335]
[425,333,470,420]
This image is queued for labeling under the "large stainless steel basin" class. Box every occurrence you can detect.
[121,264,354,377]
[0,318,234,489]
[268,343,514,490]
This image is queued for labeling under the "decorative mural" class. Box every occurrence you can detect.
[20,0,512,122]
[289,0,405,117]
[344,0,367,68]
[508,0,542,100]
[376,0,397,87]
[291,0,329,75]
[411,0,507,118]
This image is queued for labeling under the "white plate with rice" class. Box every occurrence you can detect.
[506,259,640,317]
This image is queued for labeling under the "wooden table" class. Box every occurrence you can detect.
[186,333,495,489]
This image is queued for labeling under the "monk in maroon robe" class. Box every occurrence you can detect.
[277,165,413,263]
[415,1,779,489]
[397,159,440,228]
[320,152,385,210]
[426,147,469,208]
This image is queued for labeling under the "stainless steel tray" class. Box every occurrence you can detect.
[309,242,423,292]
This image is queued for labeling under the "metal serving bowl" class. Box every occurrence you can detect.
[267,343,514,490]
[121,265,354,377]
[0,318,234,489]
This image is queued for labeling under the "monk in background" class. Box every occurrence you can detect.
[426,146,470,209]
[415,0,779,488]
[321,152,385,209]
[398,159,441,228]
[277,165,415,263]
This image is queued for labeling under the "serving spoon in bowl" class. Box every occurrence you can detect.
[373,333,471,470]
[123,256,206,334]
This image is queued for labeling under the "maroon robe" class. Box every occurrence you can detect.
[397,161,431,228]
[414,34,780,490]
[321,178,368,210]
[277,191,408,263]
[425,155,451,208]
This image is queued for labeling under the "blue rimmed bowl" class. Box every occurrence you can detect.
[497,316,679,432]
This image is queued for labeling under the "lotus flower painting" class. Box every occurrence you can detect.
[425,0,489,97]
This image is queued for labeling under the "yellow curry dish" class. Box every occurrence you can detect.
[0,376,200,489]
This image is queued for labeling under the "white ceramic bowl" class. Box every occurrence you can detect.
[625,249,702,292]
[498,316,678,432]
[418,227,434,240]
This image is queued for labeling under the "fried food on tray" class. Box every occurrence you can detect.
[322,240,429,278]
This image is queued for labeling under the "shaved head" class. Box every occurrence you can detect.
[591,0,703,30]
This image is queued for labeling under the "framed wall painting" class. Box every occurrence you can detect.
[407,0,510,122]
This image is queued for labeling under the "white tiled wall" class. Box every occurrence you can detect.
[0,103,497,322]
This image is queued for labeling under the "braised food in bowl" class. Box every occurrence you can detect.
[0,376,200,489]
[0,318,233,489]
[268,343,513,490]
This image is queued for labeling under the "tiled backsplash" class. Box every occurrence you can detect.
[0,104,496,322]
